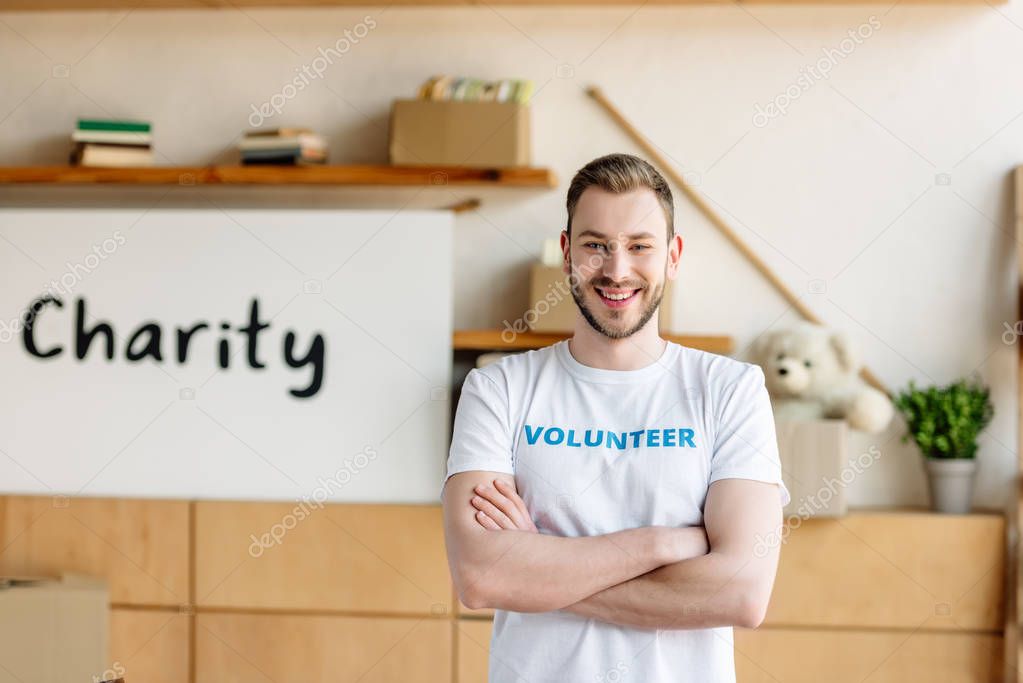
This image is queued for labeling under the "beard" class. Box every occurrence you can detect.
[569,259,665,340]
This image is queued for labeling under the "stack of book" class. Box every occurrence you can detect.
[416,76,534,103]
[238,128,327,166]
[70,118,154,167]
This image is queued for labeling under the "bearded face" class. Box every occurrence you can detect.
[563,187,677,341]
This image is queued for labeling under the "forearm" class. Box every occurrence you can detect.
[563,550,767,630]
[564,479,785,630]
[453,525,677,612]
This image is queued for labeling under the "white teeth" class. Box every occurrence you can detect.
[598,289,635,301]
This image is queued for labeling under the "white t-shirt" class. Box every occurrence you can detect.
[444,340,791,683]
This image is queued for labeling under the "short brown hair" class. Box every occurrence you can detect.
[565,153,675,242]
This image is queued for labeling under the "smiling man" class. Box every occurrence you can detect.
[441,153,791,683]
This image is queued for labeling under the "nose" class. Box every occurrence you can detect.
[778,367,788,376]
[601,243,631,282]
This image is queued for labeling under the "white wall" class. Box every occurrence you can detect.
[0,3,1019,510]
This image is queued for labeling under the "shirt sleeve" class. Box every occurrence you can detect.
[441,368,515,499]
[709,364,792,507]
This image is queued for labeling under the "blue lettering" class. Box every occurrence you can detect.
[524,423,698,449]
[545,427,565,445]
[524,424,543,445]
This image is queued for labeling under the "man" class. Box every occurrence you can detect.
[442,153,791,682]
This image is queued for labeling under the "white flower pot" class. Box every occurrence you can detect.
[923,458,977,514]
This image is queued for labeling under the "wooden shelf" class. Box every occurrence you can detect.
[453,329,734,354]
[0,165,557,188]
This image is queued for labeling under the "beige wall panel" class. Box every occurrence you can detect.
[195,501,451,614]
[0,495,189,605]
[768,512,1004,630]
[196,612,451,683]
[109,608,191,683]
[457,618,493,683]
[735,627,1002,683]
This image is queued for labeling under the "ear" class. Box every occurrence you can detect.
[560,229,571,276]
[665,232,683,281]
[829,330,859,373]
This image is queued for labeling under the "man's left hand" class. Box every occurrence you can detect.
[471,479,538,533]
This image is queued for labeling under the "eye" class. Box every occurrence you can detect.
[630,244,652,251]
[776,353,785,361]
[584,242,606,251]
[804,360,812,368]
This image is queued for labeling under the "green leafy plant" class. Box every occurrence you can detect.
[894,377,994,459]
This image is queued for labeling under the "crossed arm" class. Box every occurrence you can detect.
[441,470,784,630]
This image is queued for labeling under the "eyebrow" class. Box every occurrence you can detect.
[576,229,658,241]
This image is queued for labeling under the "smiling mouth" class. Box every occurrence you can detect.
[595,287,642,309]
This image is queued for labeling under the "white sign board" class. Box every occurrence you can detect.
[0,208,452,503]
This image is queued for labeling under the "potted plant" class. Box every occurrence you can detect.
[894,376,994,514]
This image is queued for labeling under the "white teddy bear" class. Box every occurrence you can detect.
[751,321,894,434]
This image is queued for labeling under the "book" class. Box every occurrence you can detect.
[72,129,153,145]
[415,76,534,104]
[238,135,326,153]
[237,126,327,165]
[70,143,154,167]
[77,118,151,133]
[245,127,314,138]
[241,155,325,166]
[241,147,325,161]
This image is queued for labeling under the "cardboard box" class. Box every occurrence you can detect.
[526,263,674,334]
[388,99,531,168]
[0,574,109,683]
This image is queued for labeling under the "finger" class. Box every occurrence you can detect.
[475,510,502,531]
[471,494,516,529]
[493,480,534,531]
[494,479,531,520]
[474,485,525,527]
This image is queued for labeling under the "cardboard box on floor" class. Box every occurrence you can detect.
[388,99,531,168]
[0,574,109,683]
[527,263,675,334]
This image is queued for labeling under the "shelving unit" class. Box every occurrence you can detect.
[0,165,557,188]
[453,329,734,354]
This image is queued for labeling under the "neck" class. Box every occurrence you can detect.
[567,316,666,371]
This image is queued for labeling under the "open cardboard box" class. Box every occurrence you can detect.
[0,573,108,683]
